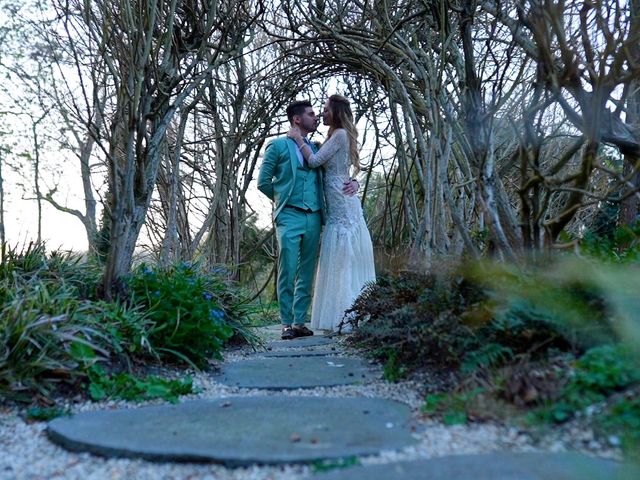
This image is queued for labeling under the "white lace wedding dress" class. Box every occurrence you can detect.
[306,129,376,331]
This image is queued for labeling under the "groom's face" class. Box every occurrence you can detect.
[294,107,319,135]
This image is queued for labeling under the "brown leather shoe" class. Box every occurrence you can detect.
[281,325,296,340]
[292,324,314,337]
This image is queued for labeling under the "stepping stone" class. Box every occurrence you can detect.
[260,348,338,358]
[314,452,638,479]
[47,396,417,466]
[215,356,376,389]
[268,336,337,349]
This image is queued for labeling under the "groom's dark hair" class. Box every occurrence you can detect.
[286,100,313,123]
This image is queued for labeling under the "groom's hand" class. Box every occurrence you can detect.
[342,178,359,197]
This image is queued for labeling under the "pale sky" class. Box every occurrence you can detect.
[2,67,376,253]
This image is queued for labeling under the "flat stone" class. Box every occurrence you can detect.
[260,348,339,358]
[47,397,416,466]
[268,336,338,349]
[314,452,637,479]
[215,356,376,389]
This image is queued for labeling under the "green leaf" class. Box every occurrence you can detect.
[24,406,69,422]
[145,383,171,398]
[69,341,96,362]
[443,411,467,425]
[89,382,107,401]
[552,408,570,423]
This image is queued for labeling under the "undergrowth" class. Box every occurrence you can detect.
[0,243,256,404]
[87,365,194,403]
[346,225,640,457]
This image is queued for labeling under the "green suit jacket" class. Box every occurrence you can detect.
[257,137,325,223]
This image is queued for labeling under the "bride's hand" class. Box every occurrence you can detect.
[287,127,303,143]
[342,178,359,197]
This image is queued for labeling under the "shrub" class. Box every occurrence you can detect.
[474,261,615,351]
[346,273,481,371]
[346,269,586,374]
[565,345,639,409]
[0,277,149,402]
[127,262,255,368]
[533,344,639,423]
[0,244,257,403]
[579,222,640,264]
[379,348,408,382]
[24,406,70,422]
[0,243,101,299]
[0,244,155,402]
[600,394,640,457]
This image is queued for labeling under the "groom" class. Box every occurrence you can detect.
[257,100,357,340]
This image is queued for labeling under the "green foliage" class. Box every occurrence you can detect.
[86,365,194,403]
[347,269,587,376]
[422,389,485,425]
[24,406,70,422]
[564,345,639,409]
[600,396,640,456]
[379,349,407,382]
[245,300,280,327]
[127,262,254,367]
[347,273,481,371]
[534,345,639,424]
[0,244,258,403]
[349,254,639,457]
[0,275,147,401]
[579,221,640,264]
[0,242,101,298]
[476,263,615,350]
[311,456,360,473]
[0,246,144,400]
[462,343,514,374]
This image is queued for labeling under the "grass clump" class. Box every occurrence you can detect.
[0,243,256,404]
[422,388,486,425]
[0,276,148,402]
[127,262,257,368]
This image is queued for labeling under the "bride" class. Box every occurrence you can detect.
[288,94,376,332]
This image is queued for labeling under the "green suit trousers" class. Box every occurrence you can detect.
[275,207,322,325]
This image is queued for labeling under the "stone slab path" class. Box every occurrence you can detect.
[214,356,375,389]
[47,396,417,466]
[26,326,633,479]
[261,348,338,357]
[267,336,337,349]
[315,452,638,479]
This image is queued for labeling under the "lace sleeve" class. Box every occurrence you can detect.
[306,129,347,168]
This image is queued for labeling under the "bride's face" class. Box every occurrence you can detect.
[322,101,332,126]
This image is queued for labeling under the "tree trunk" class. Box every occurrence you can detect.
[620,0,640,227]
[0,149,5,251]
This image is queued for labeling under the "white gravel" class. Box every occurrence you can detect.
[0,329,623,480]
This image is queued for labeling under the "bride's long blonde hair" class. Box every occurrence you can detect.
[326,94,360,176]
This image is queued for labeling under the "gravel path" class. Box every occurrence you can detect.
[0,327,623,479]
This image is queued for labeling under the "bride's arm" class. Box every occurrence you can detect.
[294,129,346,168]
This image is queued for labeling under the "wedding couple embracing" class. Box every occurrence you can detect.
[257,95,376,340]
